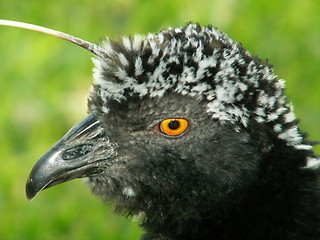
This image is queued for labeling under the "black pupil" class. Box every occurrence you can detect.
[168,120,180,130]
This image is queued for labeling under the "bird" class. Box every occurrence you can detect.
[1,20,319,239]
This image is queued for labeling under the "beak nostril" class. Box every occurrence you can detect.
[62,144,93,161]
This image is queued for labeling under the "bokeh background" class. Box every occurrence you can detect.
[0,0,319,239]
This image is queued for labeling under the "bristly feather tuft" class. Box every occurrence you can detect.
[88,23,317,165]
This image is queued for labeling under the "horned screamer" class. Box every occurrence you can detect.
[1,20,319,240]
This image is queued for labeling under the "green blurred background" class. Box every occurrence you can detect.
[0,0,319,239]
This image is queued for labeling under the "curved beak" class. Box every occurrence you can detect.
[26,114,114,200]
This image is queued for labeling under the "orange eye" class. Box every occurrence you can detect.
[159,118,189,136]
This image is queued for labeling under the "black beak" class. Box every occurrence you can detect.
[26,113,113,200]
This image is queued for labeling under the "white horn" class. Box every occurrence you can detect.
[0,19,106,58]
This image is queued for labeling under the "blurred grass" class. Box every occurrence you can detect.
[0,0,319,239]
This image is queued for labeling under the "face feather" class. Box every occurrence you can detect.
[88,23,314,154]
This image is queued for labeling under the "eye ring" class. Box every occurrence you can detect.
[159,118,189,137]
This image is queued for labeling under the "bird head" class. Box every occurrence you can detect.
[24,23,317,235]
